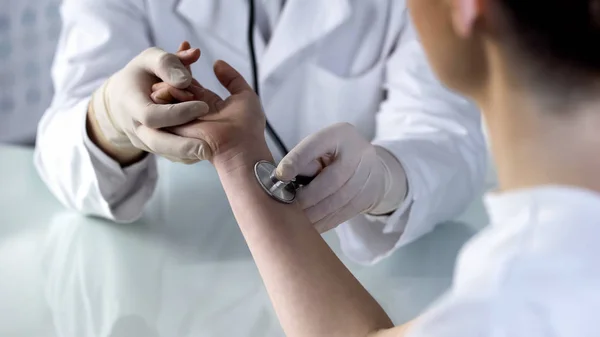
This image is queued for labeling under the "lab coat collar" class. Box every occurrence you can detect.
[260,0,352,81]
[175,0,259,56]
[485,186,600,225]
[175,0,351,81]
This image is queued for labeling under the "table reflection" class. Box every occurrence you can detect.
[0,147,486,337]
[41,212,282,337]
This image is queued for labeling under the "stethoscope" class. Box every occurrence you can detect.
[247,0,312,203]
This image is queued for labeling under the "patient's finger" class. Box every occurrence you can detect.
[176,41,200,72]
[189,79,225,112]
[151,82,194,103]
[151,87,174,104]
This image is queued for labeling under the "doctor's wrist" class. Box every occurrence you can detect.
[367,146,408,216]
[86,98,145,166]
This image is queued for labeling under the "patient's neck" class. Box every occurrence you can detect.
[482,78,600,194]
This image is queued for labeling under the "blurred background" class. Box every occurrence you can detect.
[0,0,62,145]
[0,0,498,187]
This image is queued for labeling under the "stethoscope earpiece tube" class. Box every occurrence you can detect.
[247,0,289,157]
[248,1,315,199]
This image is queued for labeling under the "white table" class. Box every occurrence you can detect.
[0,145,489,337]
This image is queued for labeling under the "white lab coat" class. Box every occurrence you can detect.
[407,187,600,337]
[34,0,486,265]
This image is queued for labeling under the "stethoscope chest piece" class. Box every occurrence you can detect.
[254,160,296,204]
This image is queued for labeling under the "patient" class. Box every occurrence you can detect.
[157,0,600,335]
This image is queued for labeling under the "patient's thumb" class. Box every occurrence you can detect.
[214,60,253,95]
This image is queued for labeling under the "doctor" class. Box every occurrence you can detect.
[35,0,486,264]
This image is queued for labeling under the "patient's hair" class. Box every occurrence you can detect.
[496,0,600,89]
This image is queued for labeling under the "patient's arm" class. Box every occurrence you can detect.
[213,146,414,337]
[179,59,412,336]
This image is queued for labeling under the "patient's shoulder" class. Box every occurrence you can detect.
[407,212,600,337]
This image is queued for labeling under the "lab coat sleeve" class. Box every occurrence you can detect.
[335,15,486,264]
[34,0,158,222]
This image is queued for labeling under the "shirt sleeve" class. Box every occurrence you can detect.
[405,292,493,337]
[405,287,553,337]
[335,8,487,265]
[34,0,158,222]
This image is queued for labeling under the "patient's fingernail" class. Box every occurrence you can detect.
[152,91,170,102]
[182,48,199,57]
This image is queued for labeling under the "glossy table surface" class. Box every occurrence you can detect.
[0,145,489,337]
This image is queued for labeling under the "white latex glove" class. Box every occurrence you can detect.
[90,47,212,163]
[276,123,408,233]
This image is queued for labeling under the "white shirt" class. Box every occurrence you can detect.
[34,0,486,265]
[407,186,600,337]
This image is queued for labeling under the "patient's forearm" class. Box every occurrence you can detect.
[213,145,394,337]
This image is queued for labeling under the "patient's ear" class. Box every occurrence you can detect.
[451,0,483,37]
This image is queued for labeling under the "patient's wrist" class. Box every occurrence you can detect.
[212,141,274,177]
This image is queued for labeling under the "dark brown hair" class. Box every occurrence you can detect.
[498,0,600,86]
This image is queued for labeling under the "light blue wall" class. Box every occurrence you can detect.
[0,0,62,144]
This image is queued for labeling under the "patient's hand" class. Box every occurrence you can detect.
[149,43,267,163]
[167,60,267,163]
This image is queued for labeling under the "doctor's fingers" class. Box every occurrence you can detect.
[303,163,371,226]
[276,125,351,181]
[313,198,363,234]
[134,125,213,162]
[166,120,216,148]
[291,159,326,180]
[134,47,193,89]
[126,89,210,128]
[296,158,359,210]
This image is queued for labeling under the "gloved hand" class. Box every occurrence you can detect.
[150,47,226,117]
[151,42,204,105]
[89,44,212,164]
[149,43,253,161]
[167,60,267,163]
[275,123,408,233]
